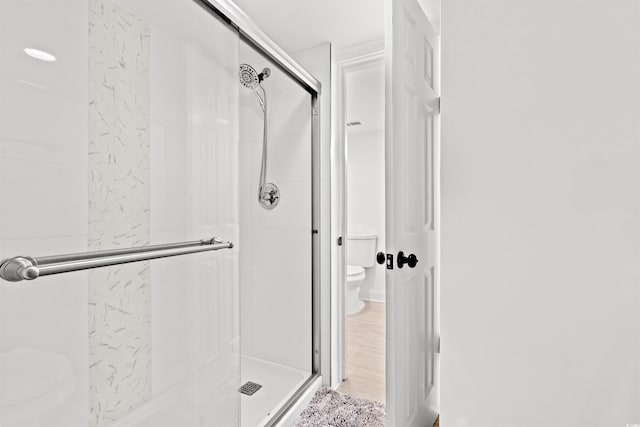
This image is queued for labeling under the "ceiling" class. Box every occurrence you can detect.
[232,0,440,55]
[232,0,385,53]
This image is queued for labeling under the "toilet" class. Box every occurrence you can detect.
[346,233,378,316]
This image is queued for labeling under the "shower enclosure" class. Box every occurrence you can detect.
[0,0,321,426]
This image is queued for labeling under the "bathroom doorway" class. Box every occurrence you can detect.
[334,42,386,403]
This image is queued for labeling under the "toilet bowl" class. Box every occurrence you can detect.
[345,233,378,316]
[346,265,366,315]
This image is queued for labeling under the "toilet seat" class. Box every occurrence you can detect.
[347,265,365,280]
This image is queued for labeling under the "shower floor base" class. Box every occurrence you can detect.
[241,355,309,427]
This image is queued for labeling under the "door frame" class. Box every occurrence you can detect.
[332,39,385,385]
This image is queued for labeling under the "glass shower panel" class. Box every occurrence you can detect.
[238,41,313,426]
[0,1,240,426]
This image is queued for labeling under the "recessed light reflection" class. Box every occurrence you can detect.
[24,48,56,62]
[18,80,47,90]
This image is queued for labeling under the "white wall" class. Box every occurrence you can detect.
[346,129,385,301]
[441,1,640,426]
[345,58,386,302]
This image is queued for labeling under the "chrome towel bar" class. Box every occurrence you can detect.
[0,237,233,282]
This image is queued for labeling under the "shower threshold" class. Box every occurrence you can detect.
[240,356,308,427]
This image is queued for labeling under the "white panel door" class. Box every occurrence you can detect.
[385,0,439,425]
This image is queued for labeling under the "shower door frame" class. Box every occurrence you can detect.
[195,0,323,424]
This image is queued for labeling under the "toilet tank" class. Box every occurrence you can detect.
[346,233,378,268]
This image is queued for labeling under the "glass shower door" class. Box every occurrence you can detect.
[0,1,241,426]
[237,40,314,426]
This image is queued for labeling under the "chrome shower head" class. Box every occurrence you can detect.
[239,63,259,89]
[239,63,270,89]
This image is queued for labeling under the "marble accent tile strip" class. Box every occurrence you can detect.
[88,1,151,425]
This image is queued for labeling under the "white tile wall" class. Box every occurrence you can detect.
[0,158,88,240]
[239,43,313,373]
[252,315,310,370]
[252,228,311,275]
[0,78,88,166]
[250,271,312,324]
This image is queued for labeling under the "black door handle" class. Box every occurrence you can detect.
[397,251,418,268]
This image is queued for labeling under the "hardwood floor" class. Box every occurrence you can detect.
[337,301,386,404]
[336,301,440,427]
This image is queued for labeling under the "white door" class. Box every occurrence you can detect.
[385,0,439,425]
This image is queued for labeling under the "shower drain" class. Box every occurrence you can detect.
[239,381,262,396]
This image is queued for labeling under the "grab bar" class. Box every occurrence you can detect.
[0,237,233,282]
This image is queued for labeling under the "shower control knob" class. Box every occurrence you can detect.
[397,251,418,269]
[259,183,280,210]
[376,252,386,265]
